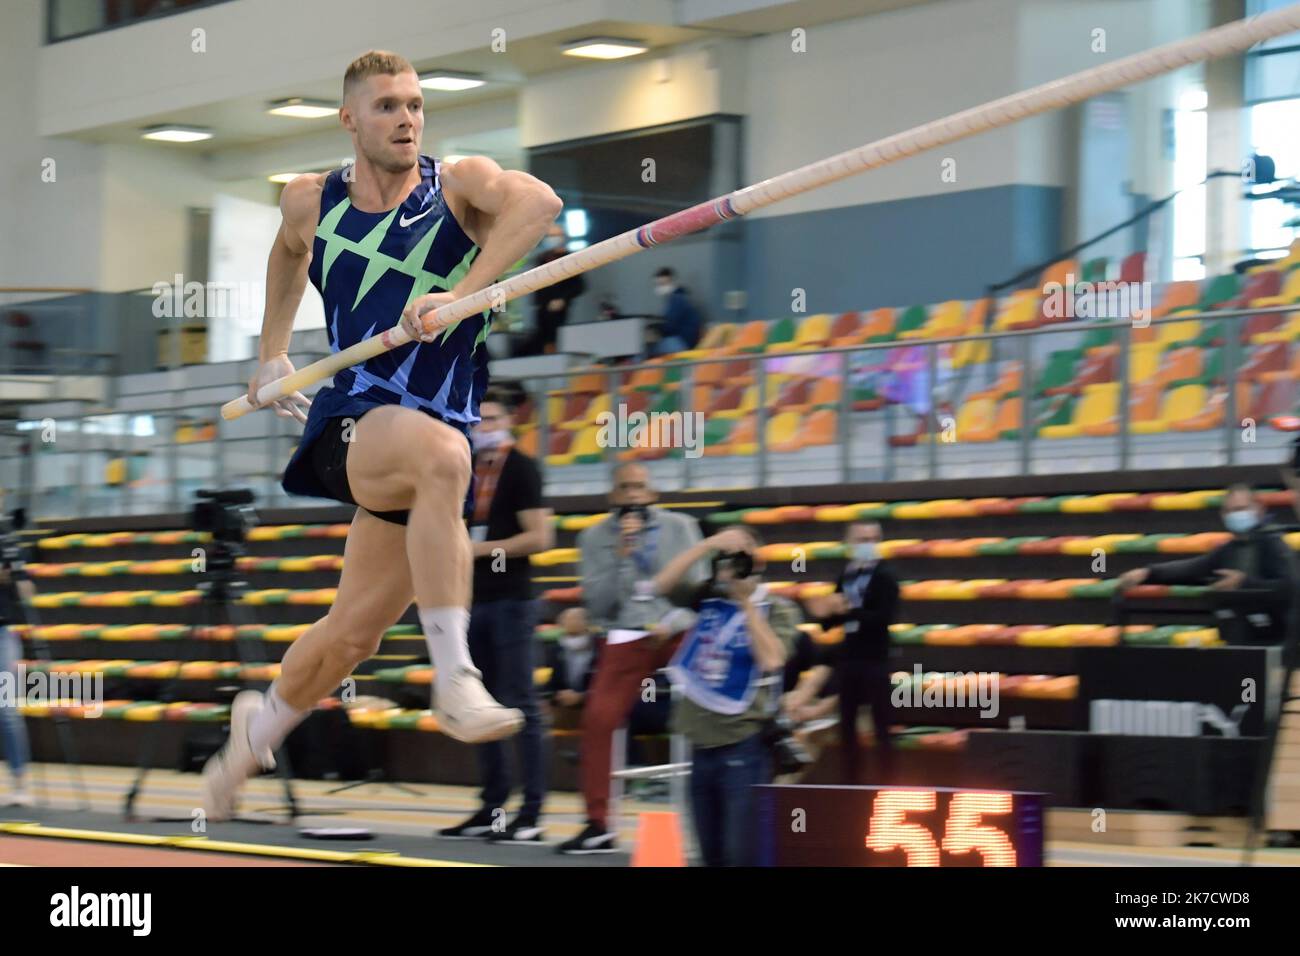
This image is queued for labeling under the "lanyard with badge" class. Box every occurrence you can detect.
[842,564,872,634]
[470,447,511,543]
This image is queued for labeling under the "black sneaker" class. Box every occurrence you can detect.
[487,816,547,845]
[438,808,499,840]
[556,822,618,855]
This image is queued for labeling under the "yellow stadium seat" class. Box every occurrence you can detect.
[1129,343,1162,381]
[766,411,802,451]
[1040,382,1119,439]
[546,395,566,424]
[791,313,832,349]
[1156,319,1199,348]
[952,337,991,369]
[955,397,997,438]
[901,300,964,340]
[992,290,1039,331]
[569,426,603,460]
[1131,384,1210,435]
[763,374,794,403]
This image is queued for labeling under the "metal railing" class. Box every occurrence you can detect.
[510,302,1300,492]
[3,302,1297,521]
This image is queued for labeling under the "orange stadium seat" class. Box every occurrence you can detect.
[726,321,769,353]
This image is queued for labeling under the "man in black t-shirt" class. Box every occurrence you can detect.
[439,390,555,843]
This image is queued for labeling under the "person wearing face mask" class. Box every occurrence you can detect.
[653,525,802,866]
[543,607,601,730]
[560,463,709,854]
[439,389,555,844]
[515,225,586,357]
[1116,484,1297,647]
[649,267,702,356]
[804,521,900,785]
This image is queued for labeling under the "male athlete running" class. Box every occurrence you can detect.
[202,50,562,819]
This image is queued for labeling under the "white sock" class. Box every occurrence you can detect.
[419,606,473,693]
[248,683,308,756]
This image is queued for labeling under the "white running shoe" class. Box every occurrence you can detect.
[433,667,524,744]
[201,690,275,822]
[6,786,34,808]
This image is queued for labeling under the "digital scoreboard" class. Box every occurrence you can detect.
[756,785,1044,867]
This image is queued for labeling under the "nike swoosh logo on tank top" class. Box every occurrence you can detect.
[306,154,492,426]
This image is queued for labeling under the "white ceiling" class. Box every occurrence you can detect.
[67,1,941,152]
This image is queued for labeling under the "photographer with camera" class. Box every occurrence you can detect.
[560,463,708,855]
[0,498,34,806]
[655,525,802,866]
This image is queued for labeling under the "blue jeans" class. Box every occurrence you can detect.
[652,335,690,356]
[467,598,546,819]
[689,732,769,866]
[0,627,30,780]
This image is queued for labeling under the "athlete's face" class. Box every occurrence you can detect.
[345,71,424,174]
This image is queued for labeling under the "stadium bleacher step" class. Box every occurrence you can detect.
[1046,810,1252,847]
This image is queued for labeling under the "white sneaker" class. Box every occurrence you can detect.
[201,690,275,822]
[433,667,524,744]
[6,786,34,808]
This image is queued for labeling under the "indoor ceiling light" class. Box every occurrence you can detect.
[561,38,647,60]
[141,125,213,143]
[267,97,337,119]
[267,172,301,184]
[419,71,485,91]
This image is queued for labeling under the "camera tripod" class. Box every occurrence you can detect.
[122,539,299,823]
[5,567,91,811]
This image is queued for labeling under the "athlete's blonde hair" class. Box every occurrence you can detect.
[343,50,417,101]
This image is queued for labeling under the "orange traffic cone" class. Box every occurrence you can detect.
[630,811,687,867]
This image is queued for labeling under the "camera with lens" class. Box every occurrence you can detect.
[616,503,648,520]
[707,550,754,599]
[762,712,814,776]
[192,489,257,571]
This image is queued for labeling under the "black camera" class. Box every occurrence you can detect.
[192,488,256,545]
[191,489,257,575]
[762,712,814,776]
[711,550,754,580]
[616,503,648,520]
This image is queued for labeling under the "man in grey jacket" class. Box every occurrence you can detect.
[557,463,708,854]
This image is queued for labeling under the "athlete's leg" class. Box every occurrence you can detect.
[202,509,414,819]
[344,405,522,743]
[275,507,414,709]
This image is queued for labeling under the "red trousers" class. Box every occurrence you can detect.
[579,633,682,827]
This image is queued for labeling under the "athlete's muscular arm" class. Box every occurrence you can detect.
[247,174,322,422]
[400,158,561,341]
